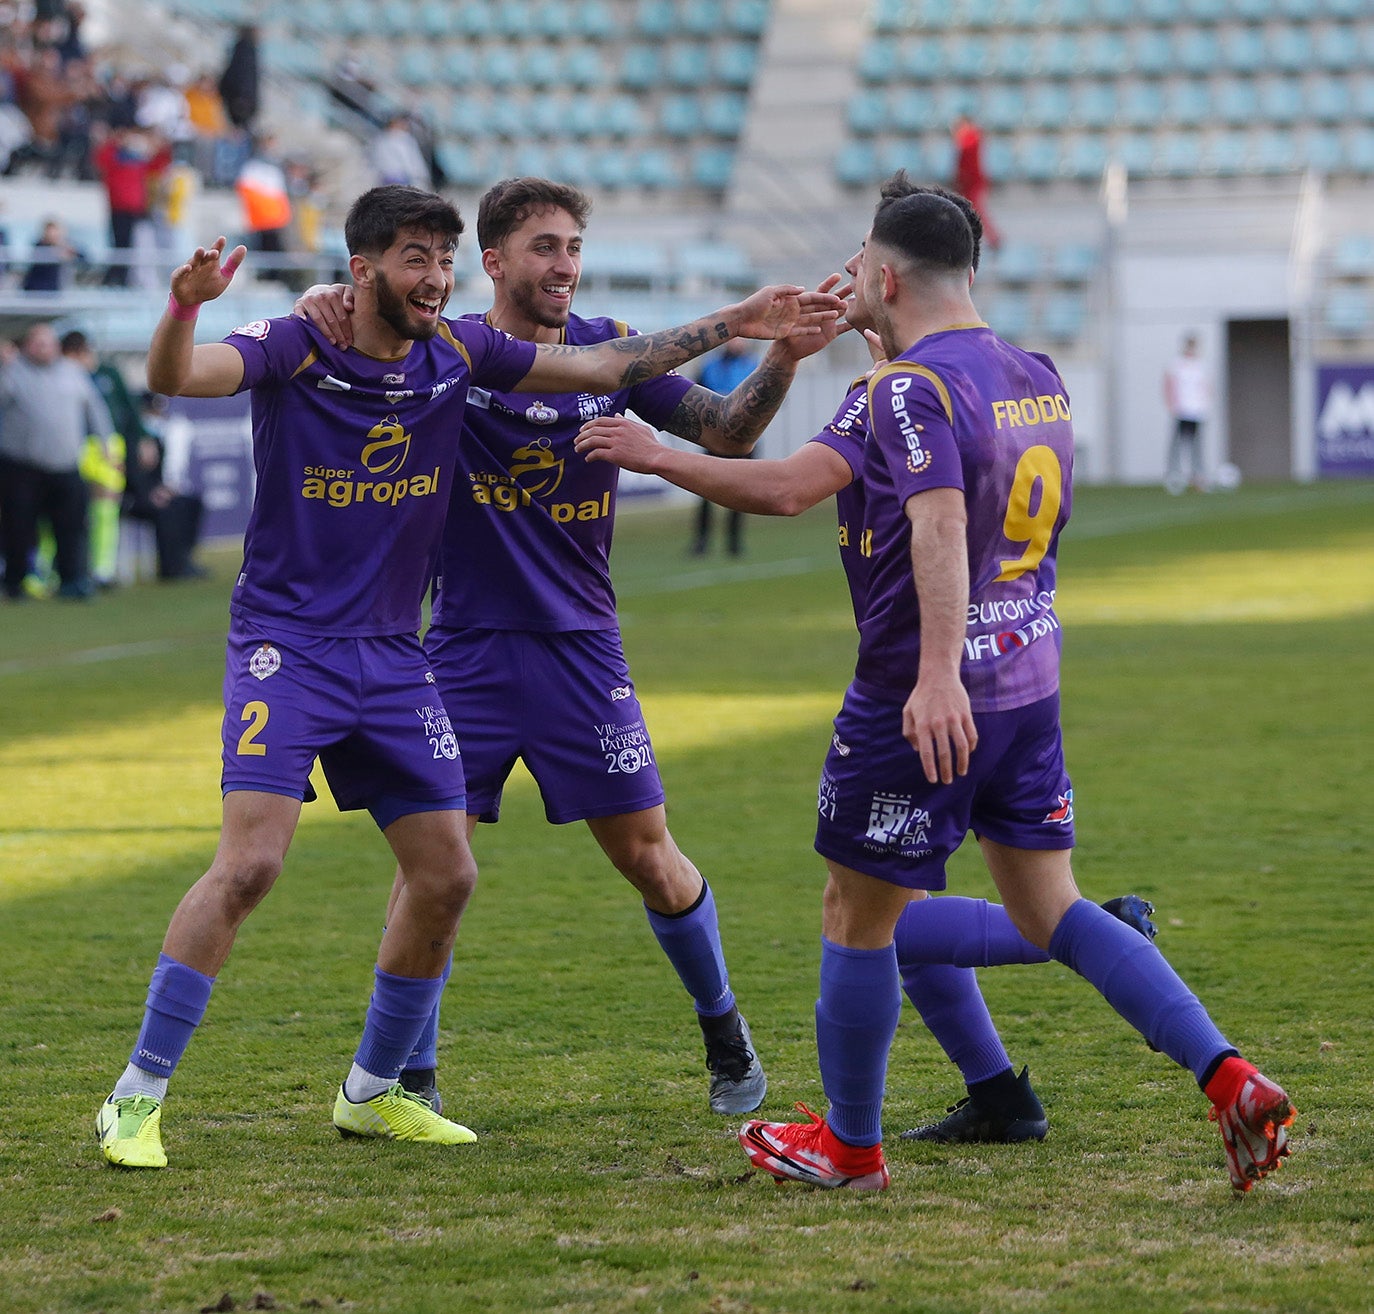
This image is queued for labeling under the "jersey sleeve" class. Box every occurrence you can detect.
[808,381,869,481]
[222,315,314,392]
[865,361,964,501]
[462,319,540,392]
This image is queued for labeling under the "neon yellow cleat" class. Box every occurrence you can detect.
[97,1094,168,1169]
[332,1083,477,1144]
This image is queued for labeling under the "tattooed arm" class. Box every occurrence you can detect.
[512,283,841,395]
[664,275,853,455]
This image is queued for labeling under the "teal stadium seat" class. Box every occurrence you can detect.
[1354,78,1374,122]
[633,149,679,189]
[396,46,436,88]
[982,85,1025,133]
[1220,27,1265,75]
[575,1,616,41]
[1002,0,1046,26]
[665,44,711,88]
[1346,128,1374,174]
[876,139,919,179]
[946,35,990,79]
[1113,133,1155,177]
[1232,0,1270,20]
[1165,81,1211,126]
[1049,0,1093,25]
[1033,31,1081,78]
[556,144,594,186]
[835,141,881,186]
[491,1,532,39]
[335,0,371,38]
[444,96,482,136]
[681,0,723,38]
[1266,25,1314,75]
[1254,130,1297,175]
[1300,127,1344,173]
[994,242,1043,284]
[857,41,899,84]
[1204,130,1248,177]
[984,294,1031,341]
[902,38,944,82]
[1041,293,1086,342]
[677,241,752,285]
[510,143,551,177]
[1119,82,1165,129]
[890,88,929,135]
[528,94,570,138]
[1183,0,1226,18]
[267,40,323,78]
[1073,82,1116,130]
[1083,30,1129,76]
[604,96,644,138]
[1324,0,1365,17]
[715,43,759,89]
[1314,26,1357,73]
[532,0,574,39]
[702,95,747,138]
[870,0,910,35]
[436,143,483,188]
[634,0,675,38]
[565,97,605,138]
[1174,27,1221,75]
[1026,83,1072,131]
[1062,134,1108,179]
[1158,130,1203,176]
[1277,0,1313,17]
[454,2,495,38]
[935,85,978,122]
[482,47,522,88]
[1260,79,1304,126]
[1130,28,1173,76]
[1139,0,1182,21]
[979,136,1012,180]
[989,33,1030,81]
[376,5,413,38]
[725,0,771,38]
[1332,233,1374,277]
[1053,242,1098,281]
[417,0,454,38]
[591,150,635,190]
[1308,80,1352,126]
[847,91,886,136]
[440,46,477,88]
[964,0,1001,30]
[1324,287,1371,337]
[692,146,735,191]
[619,46,660,90]
[487,99,527,139]
[1214,79,1259,126]
[522,46,561,89]
[1092,0,1134,26]
[564,46,605,89]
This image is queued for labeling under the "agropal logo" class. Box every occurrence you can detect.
[508,436,565,497]
[361,414,411,476]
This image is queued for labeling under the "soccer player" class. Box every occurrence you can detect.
[579,188,1295,1193]
[96,184,837,1169]
[294,176,842,1117]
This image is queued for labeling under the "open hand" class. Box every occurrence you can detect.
[169,236,245,308]
[574,415,665,473]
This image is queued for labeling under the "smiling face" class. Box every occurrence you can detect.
[366,226,455,343]
[484,205,583,338]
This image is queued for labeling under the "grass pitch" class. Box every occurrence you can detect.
[2,482,1372,1314]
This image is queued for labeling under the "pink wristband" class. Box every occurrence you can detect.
[166,293,199,322]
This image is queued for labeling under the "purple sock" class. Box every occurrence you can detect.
[353,967,447,1081]
[900,962,1013,1086]
[644,882,735,1017]
[816,937,901,1147]
[129,952,216,1078]
[405,950,453,1071]
[1049,898,1233,1081]
[895,896,1049,967]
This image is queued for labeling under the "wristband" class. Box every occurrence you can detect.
[166,293,199,322]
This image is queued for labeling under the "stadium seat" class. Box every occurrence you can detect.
[564,45,606,89]
[1324,286,1371,337]
[487,99,528,139]
[989,33,1031,81]
[1041,293,1087,342]
[692,146,736,191]
[1260,80,1305,127]
[566,97,605,137]
[527,94,570,138]
[575,0,616,40]
[604,95,644,138]
[1026,83,1072,131]
[1331,233,1374,277]
[1354,78,1374,123]
[1214,79,1259,126]
[702,95,747,138]
[334,0,371,37]
[1308,80,1352,126]
[964,0,1000,30]
[1054,0,1093,25]
[1203,130,1248,177]
[531,0,574,39]
[510,143,552,177]
[395,46,435,88]
[981,85,1026,133]
[491,0,531,39]
[1062,134,1108,180]
[902,38,945,82]
[1033,31,1081,78]
[1266,25,1314,74]
[1092,0,1134,24]
[1219,25,1265,74]
[983,293,1032,340]
[1165,81,1212,126]
[1138,0,1182,20]
[869,0,909,32]
[835,141,881,187]
[440,46,477,88]
[1254,130,1297,175]
[892,88,930,135]
[1300,127,1345,174]
[453,2,494,38]
[632,149,679,189]
[1314,24,1358,73]
[716,43,759,88]
[857,41,899,84]
[634,0,675,38]
[1129,28,1173,77]
[847,91,885,136]
[725,0,771,38]
[1072,82,1117,131]
[1118,82,1165,129]
[946,35,990,79]
[1157,130,1203,176]
[994,241,1043,284]
[1052,241,1099,281]
[591,149,635,190]
[1231,0,1270,19]
[1346,128,1374,174]
[436,142,484,188]
[979,136,1012,181]
[482,46,522,88]
[1324,0,1365,17]
[935,85,978,123]
[1112,133,1155,177]
[664,44,712,88]
[1182,0,1226,19]
[1174,27,1221,75]
[677,240,753,285]
[618,45,660,90]
[681,0,723,37]
[522,46,561,89]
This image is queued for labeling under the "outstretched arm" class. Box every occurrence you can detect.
[517,284,842,396]
[663,275,853,455]
[146,236,248,397]
[575,414,852,516]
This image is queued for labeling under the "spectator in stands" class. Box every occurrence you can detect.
[952,114,1000,252]
[1163,332,1210,494]
[327,46,388,129]
[50,53,98,179]
[94,123,171,286]
[21,215,82,291]
[689,338,758,557]
[60,330,125,589]
[52,1,87,66]
[217,23,258,134]
[369,111,430,188]
[183,68,233,185]
[235,132,292,283]
[0,321,114,601]
[137,69,194,165]
[12,45,75,174]
[123,393,204,581]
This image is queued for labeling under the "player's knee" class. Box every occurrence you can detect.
[215,850,283,915]
[409,847,478,918]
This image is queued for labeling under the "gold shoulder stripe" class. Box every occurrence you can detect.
[866,361,953,423]
[290,348,319,379]
[436,321,473,370]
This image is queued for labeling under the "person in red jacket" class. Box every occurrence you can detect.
[94,124,171,286]
[952,115,1000,251]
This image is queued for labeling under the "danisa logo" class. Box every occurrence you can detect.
[299,416,439,509]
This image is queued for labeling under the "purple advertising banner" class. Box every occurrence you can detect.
[1316,364,1374,478]
[164,394,255,539]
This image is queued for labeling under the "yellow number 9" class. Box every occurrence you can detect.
[995,445,1063,582]
[237,700,269,756]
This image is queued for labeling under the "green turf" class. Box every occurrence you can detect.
[2,482,1372,1313]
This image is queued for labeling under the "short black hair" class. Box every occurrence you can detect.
[476,177,591,252]
[60,329,90,354]
[870,190,975,277]
[879,170,983,272]
[344,185,464,258]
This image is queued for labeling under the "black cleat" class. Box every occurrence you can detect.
[398,1067,443,1116]
[1102,894,1157,940]
[900,1066,1048,1143]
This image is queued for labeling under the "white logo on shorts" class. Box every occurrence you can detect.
[831,734,851,757]
[610,685,632,701]
[865,792,932,849]
[438,732,459,760]
[249,643,281,681]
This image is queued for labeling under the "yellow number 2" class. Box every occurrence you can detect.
[995,445,1063,582]
[237,701,269,756]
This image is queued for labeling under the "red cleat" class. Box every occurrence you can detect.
[740,1103,889,1191]
[1209,1070,1296,1192]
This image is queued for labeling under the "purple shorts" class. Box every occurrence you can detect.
[425,626,666,825]
[221,620,466,827]
[814,683,1074,890]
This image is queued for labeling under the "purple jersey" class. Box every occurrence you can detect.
[226,314,536,637]
[430,313,693,632]
[808,378,870,625]
[844,327,1074,713]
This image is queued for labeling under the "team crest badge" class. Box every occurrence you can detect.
[249,643,282,681]
[525,400,559,425]
[1043,790,1074,825]
[382,373,406,385]
[230,320,270,340]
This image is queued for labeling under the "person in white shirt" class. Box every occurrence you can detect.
[1163,333,1209,494]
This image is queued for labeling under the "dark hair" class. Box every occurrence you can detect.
[476,177,591,252]
[879,170,983,272]
[344,185,464,258]
[60,329,90,354]
[870,190,975,277]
